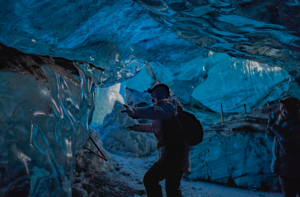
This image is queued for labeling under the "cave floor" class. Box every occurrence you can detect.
[74,151,282,197]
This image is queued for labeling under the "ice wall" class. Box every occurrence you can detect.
[126,65,154,93]
[0,55,93,196]
[91,84,125,126]
[91,62,156,127]
[0,43,140,196]
[192,53,291,113]
[123,51,291,126]
[187,104,281,190]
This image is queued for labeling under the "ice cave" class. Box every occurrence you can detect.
[0,0,300,196]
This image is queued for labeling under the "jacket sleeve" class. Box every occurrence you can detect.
[265,128,275,142]
[271,124,300,139]
[131,124,153,133]
[131,103,175,120]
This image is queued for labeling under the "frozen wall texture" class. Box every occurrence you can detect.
[187,104,281,190]
[0,43,139,196]
[1,0,299,71]
[1,0,300,195]
[122,52,293,127]
[91,84,125,126]
[191,53,291,113]
[0,0,207,73]
[135,0,300,69]
[1,0,299,115]
[0,44,95,196]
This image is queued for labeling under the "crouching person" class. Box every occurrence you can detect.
[266,97,300,197]
[121,84,190,197]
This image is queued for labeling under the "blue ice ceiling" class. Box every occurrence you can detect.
[1,0,299,70]
[1,0,299,124]
[135,0,300,68]
[0,0,205,71]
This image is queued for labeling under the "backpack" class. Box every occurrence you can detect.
[175,110,203,146]
[162,109,203,146]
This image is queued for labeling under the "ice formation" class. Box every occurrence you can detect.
[0,49,94,196]
[94,101,157,157]
[1,0,300,196]
[2,0,299,71]
[125,65,154,93]
[0,0,207,74]
[0,43,140,196]
[192,53,291,113]
[135,0,300,68]
[91,83,125,126]
[187,104,281,190]
[121,52,292,127]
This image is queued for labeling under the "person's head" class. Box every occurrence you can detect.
[147,84,171,105]
[279,97,300,120]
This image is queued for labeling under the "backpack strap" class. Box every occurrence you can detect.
[174,101,183,130]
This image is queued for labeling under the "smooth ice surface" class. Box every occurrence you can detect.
[149,55,209,103]
[192,53,291,113]
[125,65,154,93]
[91,83,125,126]
[0,44,141,196]
[124,52,291,125]
[0,65,93,196]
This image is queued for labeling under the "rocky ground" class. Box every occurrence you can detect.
[73,150,282,197]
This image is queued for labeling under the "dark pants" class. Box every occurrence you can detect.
[279,176,300,197]
[143,162,184,197]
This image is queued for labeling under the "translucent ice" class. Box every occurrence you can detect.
[192,53,291,113]
[0,43,141,196]
[91,83,125,126]
[135,0,300,68]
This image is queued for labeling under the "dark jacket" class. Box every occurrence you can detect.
[130,99,191,172]
[266,115,300,178]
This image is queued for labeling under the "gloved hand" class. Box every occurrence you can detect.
[126,125,136,131]
[267,116,275,128]
[121,104,135,117]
